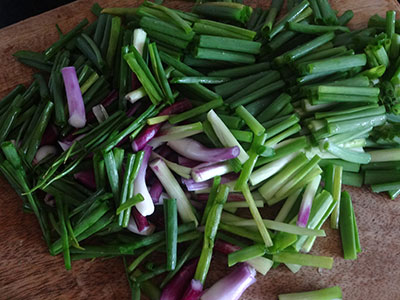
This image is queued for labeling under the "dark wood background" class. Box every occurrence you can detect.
[0,0,74,28]
[0,1,400,299]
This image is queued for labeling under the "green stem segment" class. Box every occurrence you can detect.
[55,196,71,270]
[273,252,334,269]
[106,16,121,67]
[386,11,396,38]
[330,165,343,229]
[242,184,273,247]
[262,0,284,32]
[228,244,266,267]
[164,198,178,271]
[266,0,310,39]
[201,176,221,225]
[278,286,342,300]
[235,105,265,136]
[45,19,89,59]
[118,153,143,227]
[124,47,163,104]
[235,133,267,189]
[149,42,174,104]
[339,191,360,260]
[194,184,229,284]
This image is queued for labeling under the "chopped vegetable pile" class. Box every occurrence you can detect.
[1,0,400,299]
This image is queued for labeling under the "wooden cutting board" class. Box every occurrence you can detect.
[1,1,400,299]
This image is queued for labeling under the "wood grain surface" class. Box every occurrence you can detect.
[0,1,400,299]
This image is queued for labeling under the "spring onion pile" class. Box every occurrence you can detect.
[2,0,400,299]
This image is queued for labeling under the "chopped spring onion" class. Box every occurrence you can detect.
[192,161,232,183]
[150,158,198,225]
[250,153,297,186]
[194,184,229,284]
[5,1,399,299]
[207,109,249,164]
[164,198,178,270]
[167,138,239,163]
[133,28,147,55]
[228,244,266,267]
[34,145,57,164]
[201,264,256,300]
[116,194,144,215]
[273,252,334,269]
[92,104,109,123]
[161,259,199,300]
[150,122,203,146]
[125,87,147,104]
[339,191,360,260]
[147,115,170,125]
[61,67,86,128]
[368,148,400,162]
[181,279,203,300]
[183,173,238,192]
[134,145,154,216]
[132,99,193,151]
[278,286,342,300]
[222,212,326,236]
[151,151,192,179]
[258,153,309,202]
[296,175,322,227]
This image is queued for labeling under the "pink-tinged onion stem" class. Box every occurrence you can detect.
[156,144,174,159]
[134,145,154,216]
[44,193,55,207]
[132,207,150,232]
[58,133,86,151]
[168,138,240,163]
[192,161,232,182]
[113,105,142,149]
[132,123,163,152]
[214,239,241,255]
[40,125,58,146]
[34,145,57,164]
[58,140,73,151]
[181,279,203,300]
[201,264,256,300]
[149,179,163,204]
[102,89,119,107]
[127,216,155,236]
[61,66,86,128]
[297,175,321,227]
[126,102,141,117]
[73,169,96,190]
[196,193,245,202]
[132,99,192,151]
[160,259,198,300]
[87,90,118,122]
[178,156,200,168]
[183,173,239,191]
